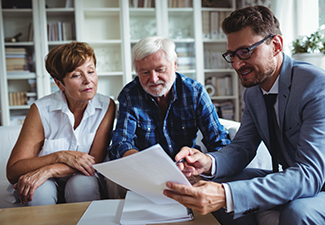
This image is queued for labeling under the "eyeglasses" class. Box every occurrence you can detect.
[222,34,275,63]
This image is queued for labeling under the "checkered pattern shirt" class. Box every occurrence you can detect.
[108,73,230,160]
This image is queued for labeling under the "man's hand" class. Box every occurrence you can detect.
[14,166,52,205]
[163,180,226,215]
[56,151,96,176]
[175,147,212,177]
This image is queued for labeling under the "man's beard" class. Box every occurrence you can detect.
[239,61,275,88]
[143,70,175,97]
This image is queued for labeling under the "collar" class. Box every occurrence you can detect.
[49,90,101,118]
[261,75,279,95]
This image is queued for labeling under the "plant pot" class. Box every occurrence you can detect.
[292,53,325,69]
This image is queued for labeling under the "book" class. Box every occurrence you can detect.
[62,22,73,40]
[28,22,33,41]
[8,92,27,106]
[202,11,210,39]
[213,101,235,120]
[210,11,219,39]
[5,47,26,55]
[219,12,229,39]
[6,58,26,65]
[57,21,62,41]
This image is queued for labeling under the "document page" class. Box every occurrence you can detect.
[77,199,124,225]
[93,144,192,204]
[119,191,193,225]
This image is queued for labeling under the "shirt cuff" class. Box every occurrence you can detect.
[222,183,234,213]
[200,154,216,178]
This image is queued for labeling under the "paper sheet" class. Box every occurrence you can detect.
[93,144,192,204]
[119,191,193,225]
[77,199,124,225]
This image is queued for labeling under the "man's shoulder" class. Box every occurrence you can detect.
[118,77,142,98]
[291,61,325,88]
[176,73,204,92]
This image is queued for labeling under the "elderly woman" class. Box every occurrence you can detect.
[6,42,115,206]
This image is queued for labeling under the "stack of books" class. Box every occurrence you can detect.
[202,11,230,39]
[8,92,28,106]
[214,101,235,120]
[5,48,28,72]
[204,49,232,69]
[168,0,192,8]
[47,21,75,41]
[176,45,195,70]
[206,75,233,96]
[129,0,156,8]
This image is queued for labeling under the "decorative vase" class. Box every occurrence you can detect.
[292,53,325,70]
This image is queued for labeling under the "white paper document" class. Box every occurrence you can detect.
[93,144,192,204]
[119,191,193,225]
[77,199,124,225]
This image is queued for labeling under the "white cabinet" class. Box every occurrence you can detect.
[0,0,239,126]
[0,1,43,126]
[199,0,239,121]
[75,0,126,100]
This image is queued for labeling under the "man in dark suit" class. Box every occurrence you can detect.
[164,5,325,225]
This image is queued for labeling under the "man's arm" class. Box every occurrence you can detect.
[108,101,139,160]
[196,86,231,152]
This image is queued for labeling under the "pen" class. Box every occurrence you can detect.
[175,158,185,164]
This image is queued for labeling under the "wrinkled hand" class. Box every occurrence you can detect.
[175,147,212,177]
[57,151,95,176]
[163,180,226,215]
[14,168,51,205]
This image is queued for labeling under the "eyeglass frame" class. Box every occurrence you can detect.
[222,34,275,63]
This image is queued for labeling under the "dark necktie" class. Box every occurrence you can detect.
[263,94,278,172]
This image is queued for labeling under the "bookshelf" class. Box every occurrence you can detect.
[0,1,42,126]
[200,0,238,121]
[0,0,239,126]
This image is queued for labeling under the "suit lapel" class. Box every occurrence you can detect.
[278,54,294,130]
[251,86,270,145]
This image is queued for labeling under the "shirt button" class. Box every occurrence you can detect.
[182,126,185,129]
[148,128,150,131]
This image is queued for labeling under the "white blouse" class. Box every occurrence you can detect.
[35,91,110,157]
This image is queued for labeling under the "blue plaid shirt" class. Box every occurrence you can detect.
[108,73,231,160]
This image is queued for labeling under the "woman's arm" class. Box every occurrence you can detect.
[89,98,116,163]
[6,104,98,184]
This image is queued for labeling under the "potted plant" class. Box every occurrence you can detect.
[291,30,325,69]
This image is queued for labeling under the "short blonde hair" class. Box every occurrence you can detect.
[45,42,96,83]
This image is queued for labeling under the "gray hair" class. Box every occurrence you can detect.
[131,36,177,72]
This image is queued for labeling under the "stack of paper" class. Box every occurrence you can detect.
[92,144,194,224]
[120,191,193,224]
[93,144,192,204]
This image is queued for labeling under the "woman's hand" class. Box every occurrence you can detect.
[14,167,52,205]
[56,151,96,176]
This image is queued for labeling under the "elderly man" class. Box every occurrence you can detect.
[109,36,230,160]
